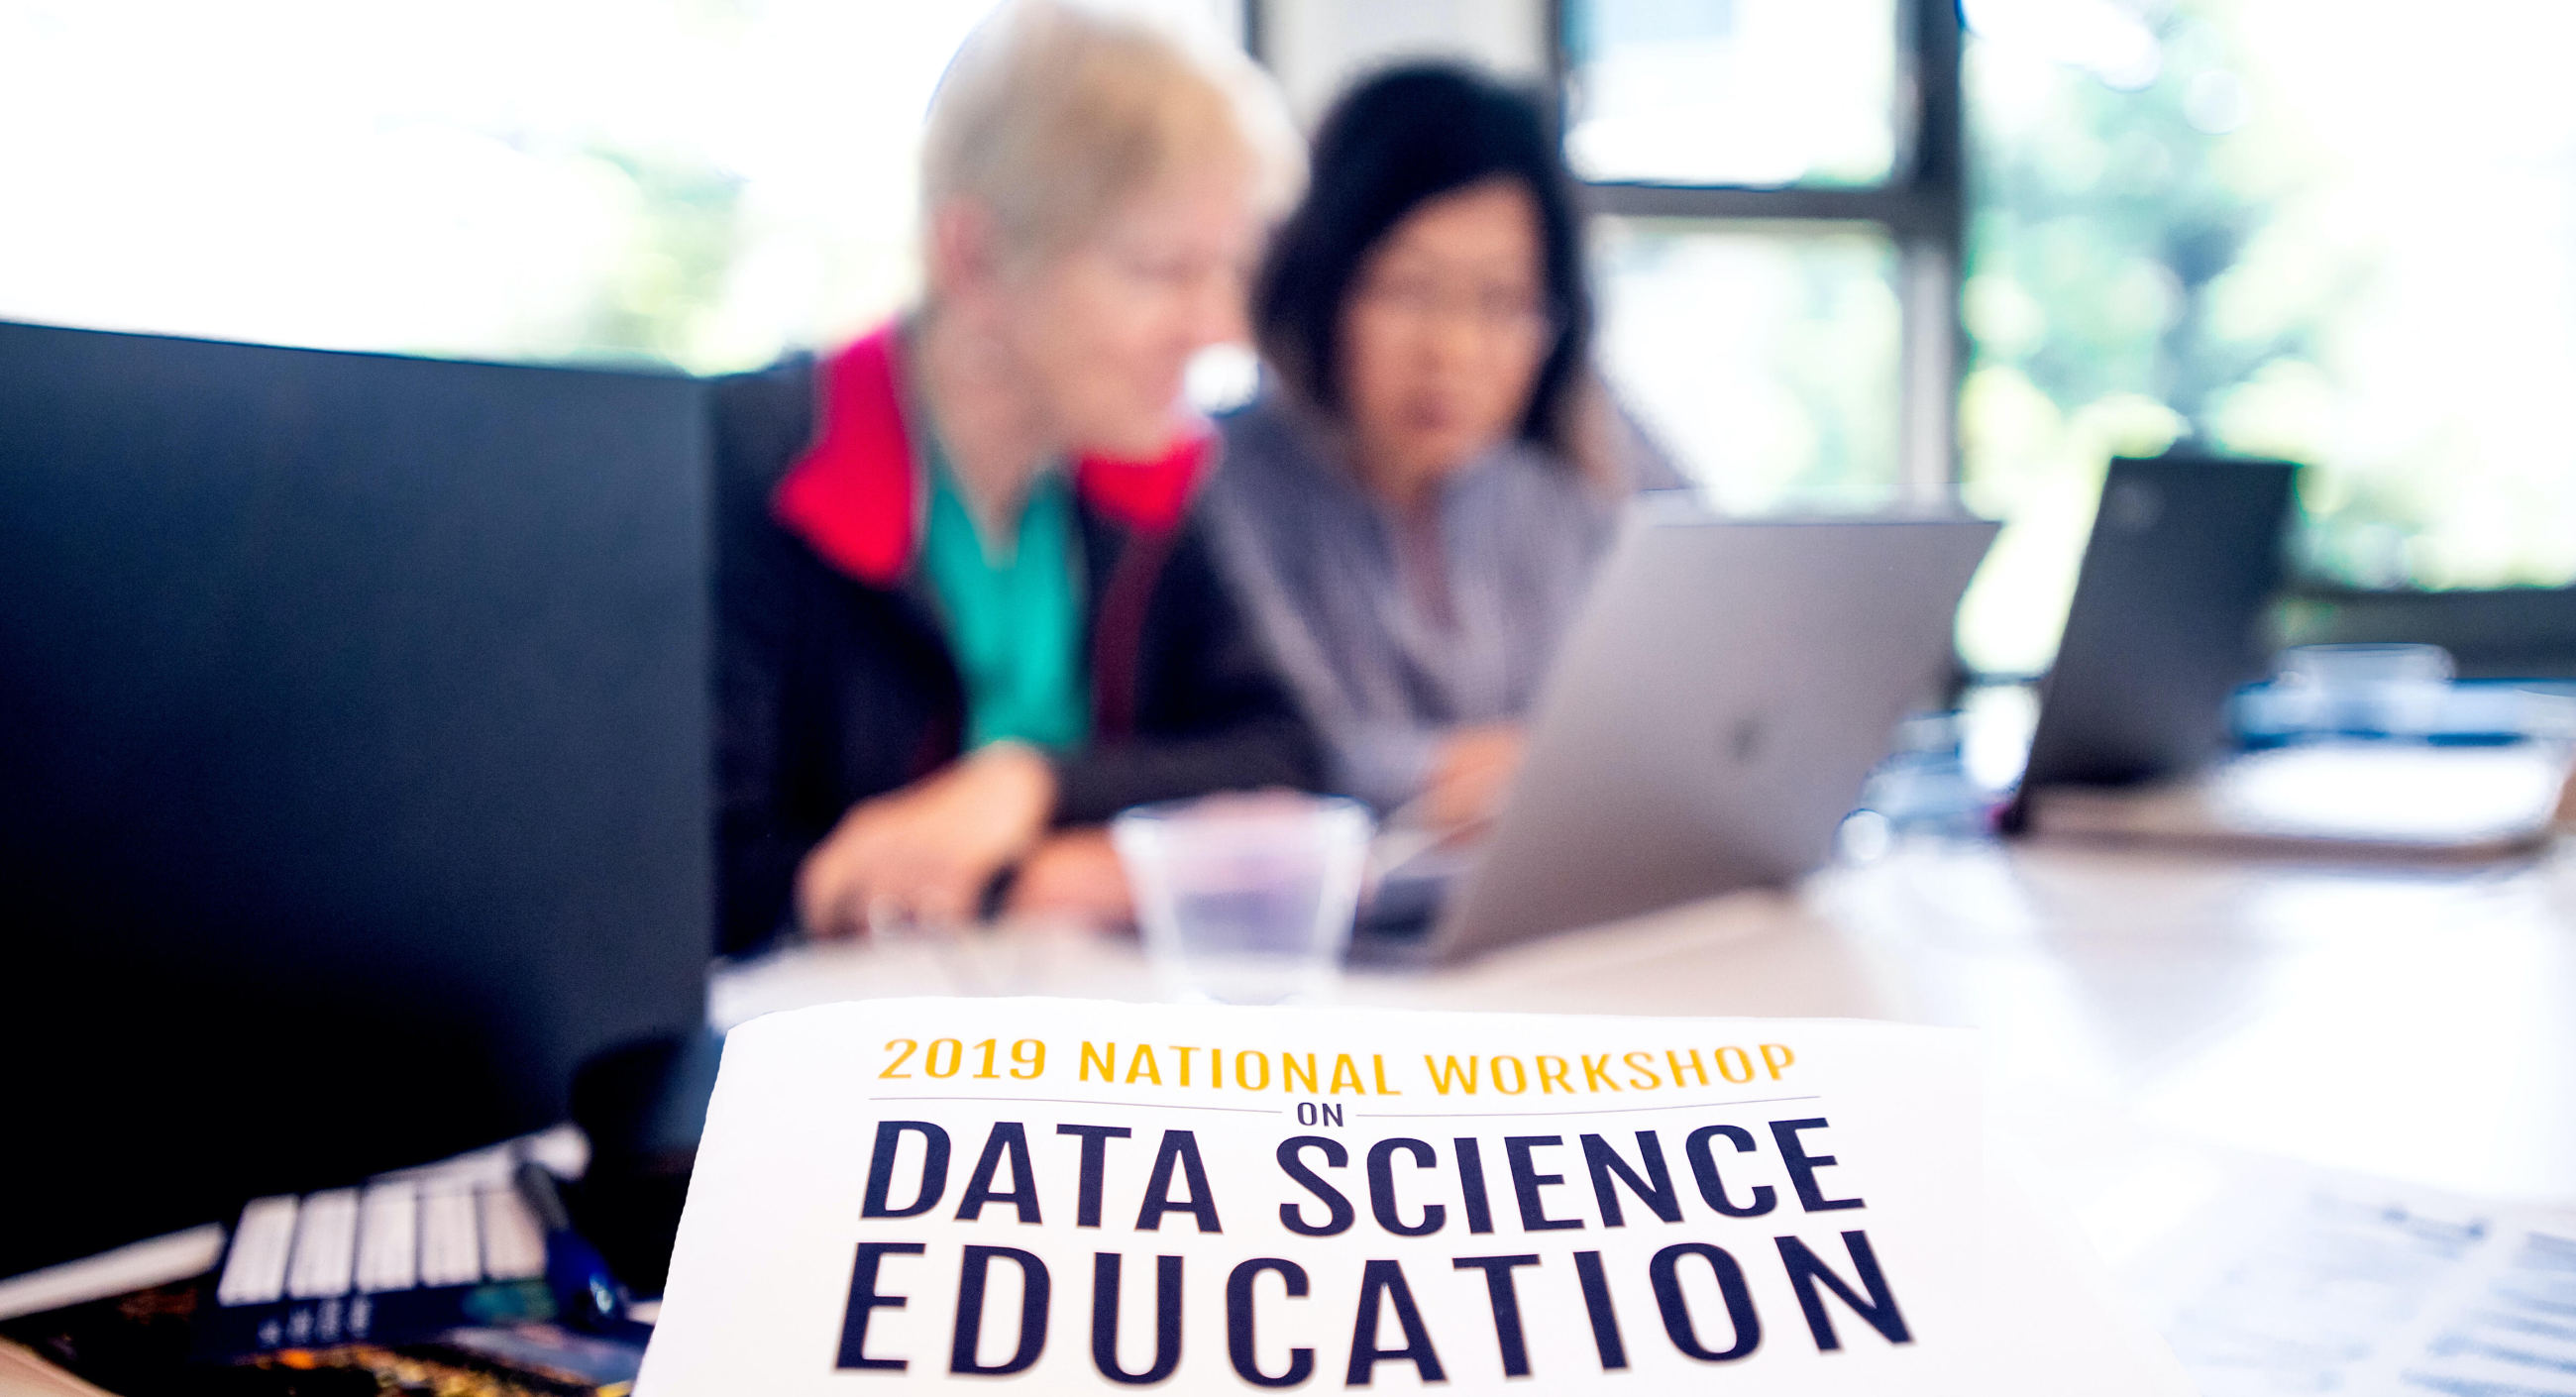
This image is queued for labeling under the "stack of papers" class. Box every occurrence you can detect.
[2122,1162,2576,1396]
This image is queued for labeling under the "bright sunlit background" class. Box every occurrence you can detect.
[1593,219,1902,516]
[1,0,1021,372]
[1563,0,1900,187]
[3,0,2569,674]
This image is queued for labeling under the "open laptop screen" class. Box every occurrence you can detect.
[2015,454,2298,800]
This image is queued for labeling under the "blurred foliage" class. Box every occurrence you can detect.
[1957,5,2288,671]
[1954,0,2576,674]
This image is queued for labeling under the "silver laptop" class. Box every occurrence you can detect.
[1415,499,1998,964]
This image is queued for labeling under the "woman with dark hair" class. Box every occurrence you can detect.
[1205,61,1677,831]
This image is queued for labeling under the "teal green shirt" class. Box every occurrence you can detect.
[919,448,1091,752]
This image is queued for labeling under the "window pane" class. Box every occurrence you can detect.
[1593,219,1902,513]
[1956,0,2576,675]
[1563,0,1902,187]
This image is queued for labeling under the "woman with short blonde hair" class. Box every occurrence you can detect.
[714,0,1315,949]
[921,0,1300,266]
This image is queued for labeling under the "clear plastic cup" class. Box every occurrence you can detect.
[1111,793,1374,1005]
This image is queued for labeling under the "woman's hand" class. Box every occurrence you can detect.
[1004,827,1135,929]
[795,742,1057,937]
[1421,721,1527,834]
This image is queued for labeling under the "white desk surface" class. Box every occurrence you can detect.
[712,834,2576,1224]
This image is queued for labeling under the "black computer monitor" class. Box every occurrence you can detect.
[2008,452,2299,820]
[0,322,711,1277]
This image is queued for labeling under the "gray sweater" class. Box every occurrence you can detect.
[1204,392,1681,810]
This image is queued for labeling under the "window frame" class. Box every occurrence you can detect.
[1549,0,1969,503]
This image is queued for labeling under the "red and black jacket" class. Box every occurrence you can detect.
[712,325,1322,953]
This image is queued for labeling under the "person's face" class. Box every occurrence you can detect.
[1338,177,1554,495]
[1002,163,1261,460]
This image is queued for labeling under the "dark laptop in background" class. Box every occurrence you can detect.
[2005,453,2566,854]
[0,322,712,1281]
[2008,453,2299,810]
